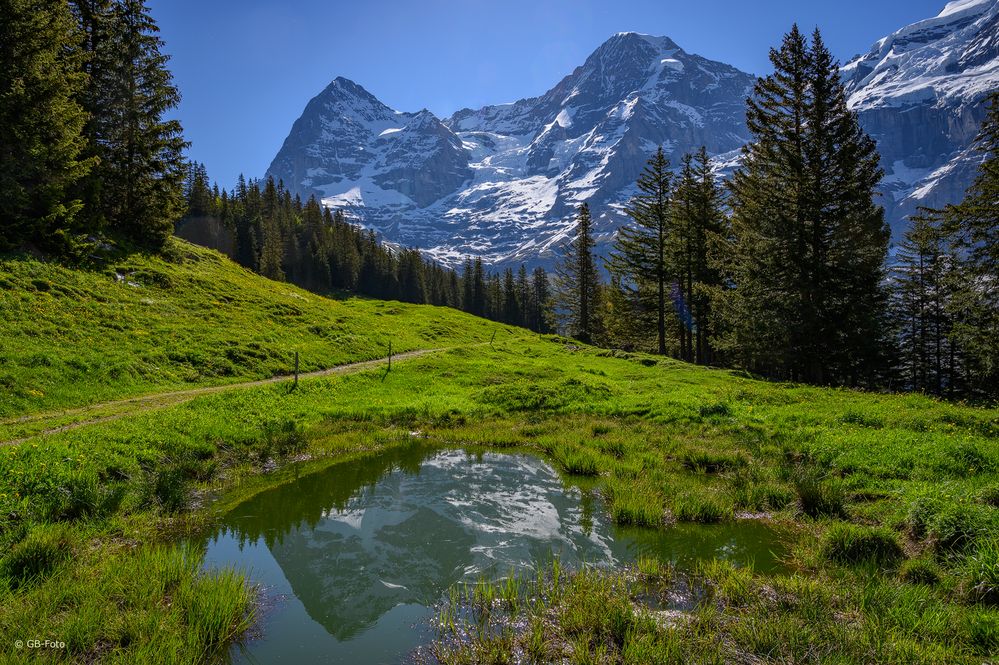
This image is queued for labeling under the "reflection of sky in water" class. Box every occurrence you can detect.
[202,446,787,665]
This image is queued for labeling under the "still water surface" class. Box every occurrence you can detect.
[202,446,787,664]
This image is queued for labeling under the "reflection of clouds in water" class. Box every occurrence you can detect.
[311,450,622,582]
[418,451,620,571]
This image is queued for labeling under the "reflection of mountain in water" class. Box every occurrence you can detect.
[218,446,623,642]
[274,505,474,640]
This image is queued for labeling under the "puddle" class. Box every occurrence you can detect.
[202,446,788,664]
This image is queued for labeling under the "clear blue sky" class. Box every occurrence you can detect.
[147,0,948,189]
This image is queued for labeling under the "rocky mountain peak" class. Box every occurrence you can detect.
[267,7,997,268]
[586,32,680,69]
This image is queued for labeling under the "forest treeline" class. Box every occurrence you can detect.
[554,27,997,399]
[2,4,995,399]
[178,169,556,333]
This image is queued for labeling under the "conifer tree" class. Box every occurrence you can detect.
[486,273,502,321]
[940,91,999,396]
[74,0,187,248]
[671,154,697,360]
[727,26,888,385]
[502,267,519,324]
[555,203,602,343]
[892,211,955,394]
[531,267,553,334]
[807,30,889,384]
[516,264,530,327]
[690,147,727,364]
[0,0,94,251]
[471,258,487,316]
[608,147,674,354]
[183,162,213,218]
[727,26,811,379]
[461,258,475,311]
[601,275,646,350]
[669,147,728,364]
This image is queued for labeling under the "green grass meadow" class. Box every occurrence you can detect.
[0,241,497,419]
[1,241,997,663]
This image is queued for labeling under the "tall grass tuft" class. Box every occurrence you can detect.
[965,539,999,604]
[899,557,941,586]
[906,495,942,538]
[978,485,999,508]
[929,504,986,555]
[144,465,190,513]
[0,523,74,588]
[672,493,733,523]
[554,444,600,476]
[50,471,127,521]
[179,567,255,656]
[680,447,746,474]
[263,418,308,458]
[607,480,663,527]
[820,522,904,567]
[794,472,846,518]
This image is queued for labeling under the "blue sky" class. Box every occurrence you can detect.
[148,0,948,189]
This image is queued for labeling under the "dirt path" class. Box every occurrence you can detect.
[0,348,439,446]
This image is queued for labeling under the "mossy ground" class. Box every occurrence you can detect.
[1,242,997,663]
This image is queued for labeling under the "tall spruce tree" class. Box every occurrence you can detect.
[555,203,602,343]
[671,147,727,365]
[690,147,727,364]
[940,91,999,397]
[471,258,487,316]
[671,154,697,361]
[516,264,530,327]
[502,267,519,325]
[892,211,956,395]
[531,267,553,334]
[807,30,889,385]
[727,26,888,385]
[461,258,475,311]
[0,0,94,251]
[608,147,674,354]
[74,0,187,248]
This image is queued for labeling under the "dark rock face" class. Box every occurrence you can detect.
[267,2,998,267]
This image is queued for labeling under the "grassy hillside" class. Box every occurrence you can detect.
[1,245,998,663]
[0,239,497,419]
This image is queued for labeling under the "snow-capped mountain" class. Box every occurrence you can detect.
[844,0,999,234]
[267,2,999,267]
[267,32,754,267]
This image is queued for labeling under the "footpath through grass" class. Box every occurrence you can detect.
[0,239,497,420]
[1,246,998,663]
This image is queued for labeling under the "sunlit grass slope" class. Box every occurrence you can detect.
[0,239,498,419]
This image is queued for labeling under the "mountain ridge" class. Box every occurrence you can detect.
[268,31,754,267]
[267,4,999,267]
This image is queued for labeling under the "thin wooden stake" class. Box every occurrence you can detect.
[294,351,299,387]
[388,341,392,371]
[490,331,497,347]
